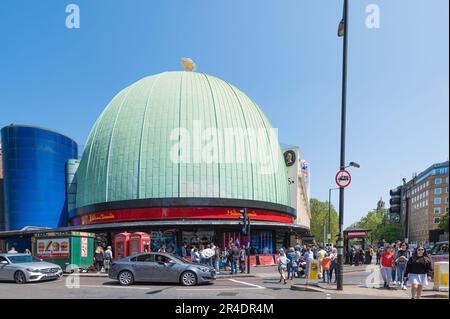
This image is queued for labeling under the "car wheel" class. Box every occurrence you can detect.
[14,271,27,284]
[181,271,197,286]
[118,270,134,286]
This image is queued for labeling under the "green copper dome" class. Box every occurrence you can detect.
[75,71,291,208]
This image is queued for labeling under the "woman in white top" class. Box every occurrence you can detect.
[278,250,290,284]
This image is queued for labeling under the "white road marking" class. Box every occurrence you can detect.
[228,279,265,289]
[176,287,262,291]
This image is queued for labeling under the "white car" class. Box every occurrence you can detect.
[0,253,63,284]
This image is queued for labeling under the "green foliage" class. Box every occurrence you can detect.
[350,208,403,243]
[439,212,449,233]
[309,198,339,244]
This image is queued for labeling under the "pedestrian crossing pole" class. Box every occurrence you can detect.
[337,0,349,291]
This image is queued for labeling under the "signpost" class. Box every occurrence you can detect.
[335,169,351,188]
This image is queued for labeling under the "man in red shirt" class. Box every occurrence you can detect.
[380,245,395,288]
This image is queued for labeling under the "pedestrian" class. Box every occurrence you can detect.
[376,245,383,265]
[7,246,18,254]
[192,248,201,263]
[391,240,401,285]
[228,243,239,275]
[322,255,331,283]
[303,247,314,277]
[380,245,395,288]
[369,245,375,264]
[239,246,246,273]
[277,249,290,285]
[328,248,338,284]
[214,245,221,274]
[158,245,166,253]
[104,246,113,272]
[404,245,432,299]
[94,246,105,272]
[395,242,410,290]
[205,244,215,267]
[316,246,327,280]
[190,245,196,260]
[286,247,297,280]
[24,248,31,255]
[181,243,187,258]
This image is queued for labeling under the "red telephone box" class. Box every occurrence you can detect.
[114,232,130,260]
[129,232,151,255]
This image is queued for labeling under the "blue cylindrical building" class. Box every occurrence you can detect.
[1,125,78,230]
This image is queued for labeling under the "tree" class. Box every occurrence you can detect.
[309,198,339,244]
[349,208,403,244]
[439,212,449,233]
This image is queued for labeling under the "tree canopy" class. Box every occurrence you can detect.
[309,198,339,244]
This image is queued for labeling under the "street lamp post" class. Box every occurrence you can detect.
[337,0,349,291]
[328,187,339,245]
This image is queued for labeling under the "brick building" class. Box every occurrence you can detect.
[404,161,449,243]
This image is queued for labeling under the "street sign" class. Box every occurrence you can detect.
[335,169,351,188]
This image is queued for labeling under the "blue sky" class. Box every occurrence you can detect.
[0,0,448,227]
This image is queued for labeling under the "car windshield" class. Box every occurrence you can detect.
[7,255,41,263]
[430,243,449,255]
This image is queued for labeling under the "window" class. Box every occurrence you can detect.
[136,254,155,262]
[435,188,442,195]
[435,178,442,184]
[434,217,440,224]
[446,207,449,213]
[434,207,441,214]
[435,198,442,205]
[446,197,449,204]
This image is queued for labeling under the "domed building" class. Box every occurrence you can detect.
[70,70,308,252]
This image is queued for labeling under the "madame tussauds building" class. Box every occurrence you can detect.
[69,70,310,253]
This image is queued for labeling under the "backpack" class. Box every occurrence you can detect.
[322,257,331,270]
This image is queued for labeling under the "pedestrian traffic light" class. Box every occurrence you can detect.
[239,208,248,235]
[389,186,402,223]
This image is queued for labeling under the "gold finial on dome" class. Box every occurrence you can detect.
[181,57,196,71]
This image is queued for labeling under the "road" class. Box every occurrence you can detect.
[0,268,397,299]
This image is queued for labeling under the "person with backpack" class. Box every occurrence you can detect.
[228,243,239,275]
[104,246,113,272]
[94,246,105,272]
[395,242,410,290]
[404,245,433,299]
[328,248,338,284]
[286,247,297,280]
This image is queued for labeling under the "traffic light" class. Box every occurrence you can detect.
[389,186,402,223]
[239,208,251,235]
[239,208,248,235]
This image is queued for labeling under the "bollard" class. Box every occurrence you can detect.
[433,261,449,292]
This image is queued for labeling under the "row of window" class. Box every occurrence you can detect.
[412,197,448,210]
[410,177,449,196]
[434,207,450,214]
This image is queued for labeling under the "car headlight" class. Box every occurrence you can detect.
[26,268,37,272]
[200,267,209,272]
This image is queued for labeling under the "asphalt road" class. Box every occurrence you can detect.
[0,270,392,299]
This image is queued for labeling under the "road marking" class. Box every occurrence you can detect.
[175,287,262,291]
[228,279,265,289]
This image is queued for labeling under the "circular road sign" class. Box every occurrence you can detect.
[335,169,352,188]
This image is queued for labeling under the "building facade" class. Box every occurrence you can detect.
[401,161,449,243]
[0,149,5,231]
[68,71,309,252]
[1,125,78,230]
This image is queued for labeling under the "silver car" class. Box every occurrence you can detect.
[0,253,63,284]
[109,252,216,286]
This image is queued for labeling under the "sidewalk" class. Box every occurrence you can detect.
[291,280,449,299]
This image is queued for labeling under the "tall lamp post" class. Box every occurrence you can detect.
[336,0,350,292]
[328,187,339,245]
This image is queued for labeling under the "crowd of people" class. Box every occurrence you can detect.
[277,244,338,285]
[378,240,433,299]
